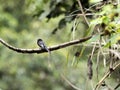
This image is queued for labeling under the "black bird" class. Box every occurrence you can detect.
[37,38,51,67]
[37,39,49,52]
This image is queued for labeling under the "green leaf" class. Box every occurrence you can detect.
[104,33,120,48]
[85,34,100,44]
[102,16,110,25]
[85,24,96,36]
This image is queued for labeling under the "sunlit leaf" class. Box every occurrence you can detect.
[85,34,100,44]
[104,33,120,47]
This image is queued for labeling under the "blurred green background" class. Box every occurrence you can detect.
[0,0,119,90]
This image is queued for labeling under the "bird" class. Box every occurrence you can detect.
[37,38,51,67]
[37,38,49,52]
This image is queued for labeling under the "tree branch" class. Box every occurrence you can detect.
[94,62,120,90]
[0,36,92,54]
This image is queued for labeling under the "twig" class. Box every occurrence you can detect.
[94,62,120,90]
[65,13,95,18]
[0,36,92,54]
[114,83,120,90]
[61,74,81,90]
[77,0,89,26]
